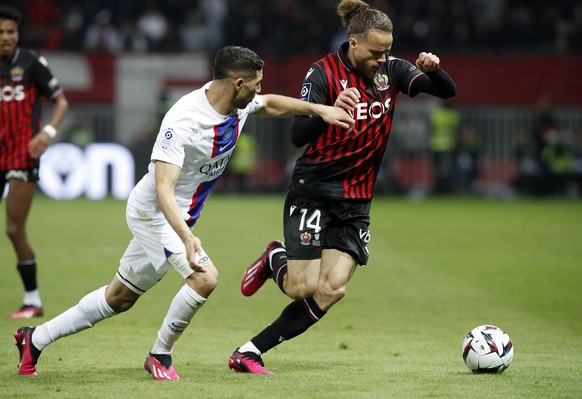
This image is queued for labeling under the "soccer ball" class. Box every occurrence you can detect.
[461,325,513,373]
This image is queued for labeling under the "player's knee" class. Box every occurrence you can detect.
[201,268,219,291]
[318,283,347,305]
[108,298,136,313]
[105,290,138,313]
[284,281,316,300]
[186,266,218,297]
[5,224,24,242]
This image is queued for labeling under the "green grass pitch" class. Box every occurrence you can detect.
[1,195,581,398]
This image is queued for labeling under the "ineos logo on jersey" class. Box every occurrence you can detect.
[0,85,25,101]
[199,155,231,178]
[354,98,392,120]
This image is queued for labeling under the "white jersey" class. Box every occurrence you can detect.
[128,82,264,226]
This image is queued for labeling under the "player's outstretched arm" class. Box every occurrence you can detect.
[258,94,354,130]
[410,52,456,99]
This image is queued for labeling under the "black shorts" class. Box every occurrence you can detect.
[1,169,40,194]
[283,193,371,265]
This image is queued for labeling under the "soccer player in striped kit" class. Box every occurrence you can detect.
[0,7,69,319]
[14,45,354,380]
[231,0,456,374]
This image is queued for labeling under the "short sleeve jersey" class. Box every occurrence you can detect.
[0,48,63,171]
[290,42,424,200]
[128,82,264,226]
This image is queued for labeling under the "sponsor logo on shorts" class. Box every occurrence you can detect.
[300,231,321,247]
[312,232,321,247]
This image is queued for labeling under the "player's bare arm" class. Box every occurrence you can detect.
[154,160,206,273]
[258,94,354,130]
[28,92,69,159]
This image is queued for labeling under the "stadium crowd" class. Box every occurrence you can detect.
[6,0,582,56]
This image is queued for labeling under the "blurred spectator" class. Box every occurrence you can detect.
[532,95,555,157]
[3,1,581,55]
[119,18,149,53]
[511,130,543,196]
[60,4,85,51]
[62,117,96,148]
[199,0,227,51]
[226,1,263,49]
[227,133,258,192]
[137,2,168,52]
[455,126,481,195]
[22,0,63,50]
[540,131,574,196]
[429,100,461,194]
[179,8,211,52]
[84,9,122,54]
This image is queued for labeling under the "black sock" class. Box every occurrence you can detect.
[17,260,37,292]
[271,251,287,293]
[251,297,326,353]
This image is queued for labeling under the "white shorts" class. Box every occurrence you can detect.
[116,204,211,295]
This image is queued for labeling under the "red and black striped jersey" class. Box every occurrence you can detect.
[0,48,63,171]
[289,42,424,200]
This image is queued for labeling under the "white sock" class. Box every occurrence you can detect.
[23,289,42,308]
[151,284,206,355]
[239,342,261,356]
[32,286,116,350]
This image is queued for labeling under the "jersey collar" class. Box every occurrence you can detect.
[337,42,355,72]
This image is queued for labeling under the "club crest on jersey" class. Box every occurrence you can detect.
[10,66,24,82]
[161,128,177,146]
[373,74,390,91]
[300,232,312,246]
[300,83,311,101]
[223,126,233,141]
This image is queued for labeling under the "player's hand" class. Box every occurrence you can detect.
[334,87,360,113]
[321,107,355,131]
[28,131,52,159]
[415,52,440,73]
[320,106,355,132]
[185,235,207,273]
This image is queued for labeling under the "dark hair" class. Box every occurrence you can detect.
[337,0,392,37]
[0,6,21,25]
[213,46,264,80]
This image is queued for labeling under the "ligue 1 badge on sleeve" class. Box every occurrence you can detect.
[161,128,177,145]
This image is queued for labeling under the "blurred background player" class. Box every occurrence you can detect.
[230,0,456,374]
[0,6,69,319]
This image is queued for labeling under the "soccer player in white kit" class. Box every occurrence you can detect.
[14,46,354,380]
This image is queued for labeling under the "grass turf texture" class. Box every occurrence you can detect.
[1,195,581,399]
